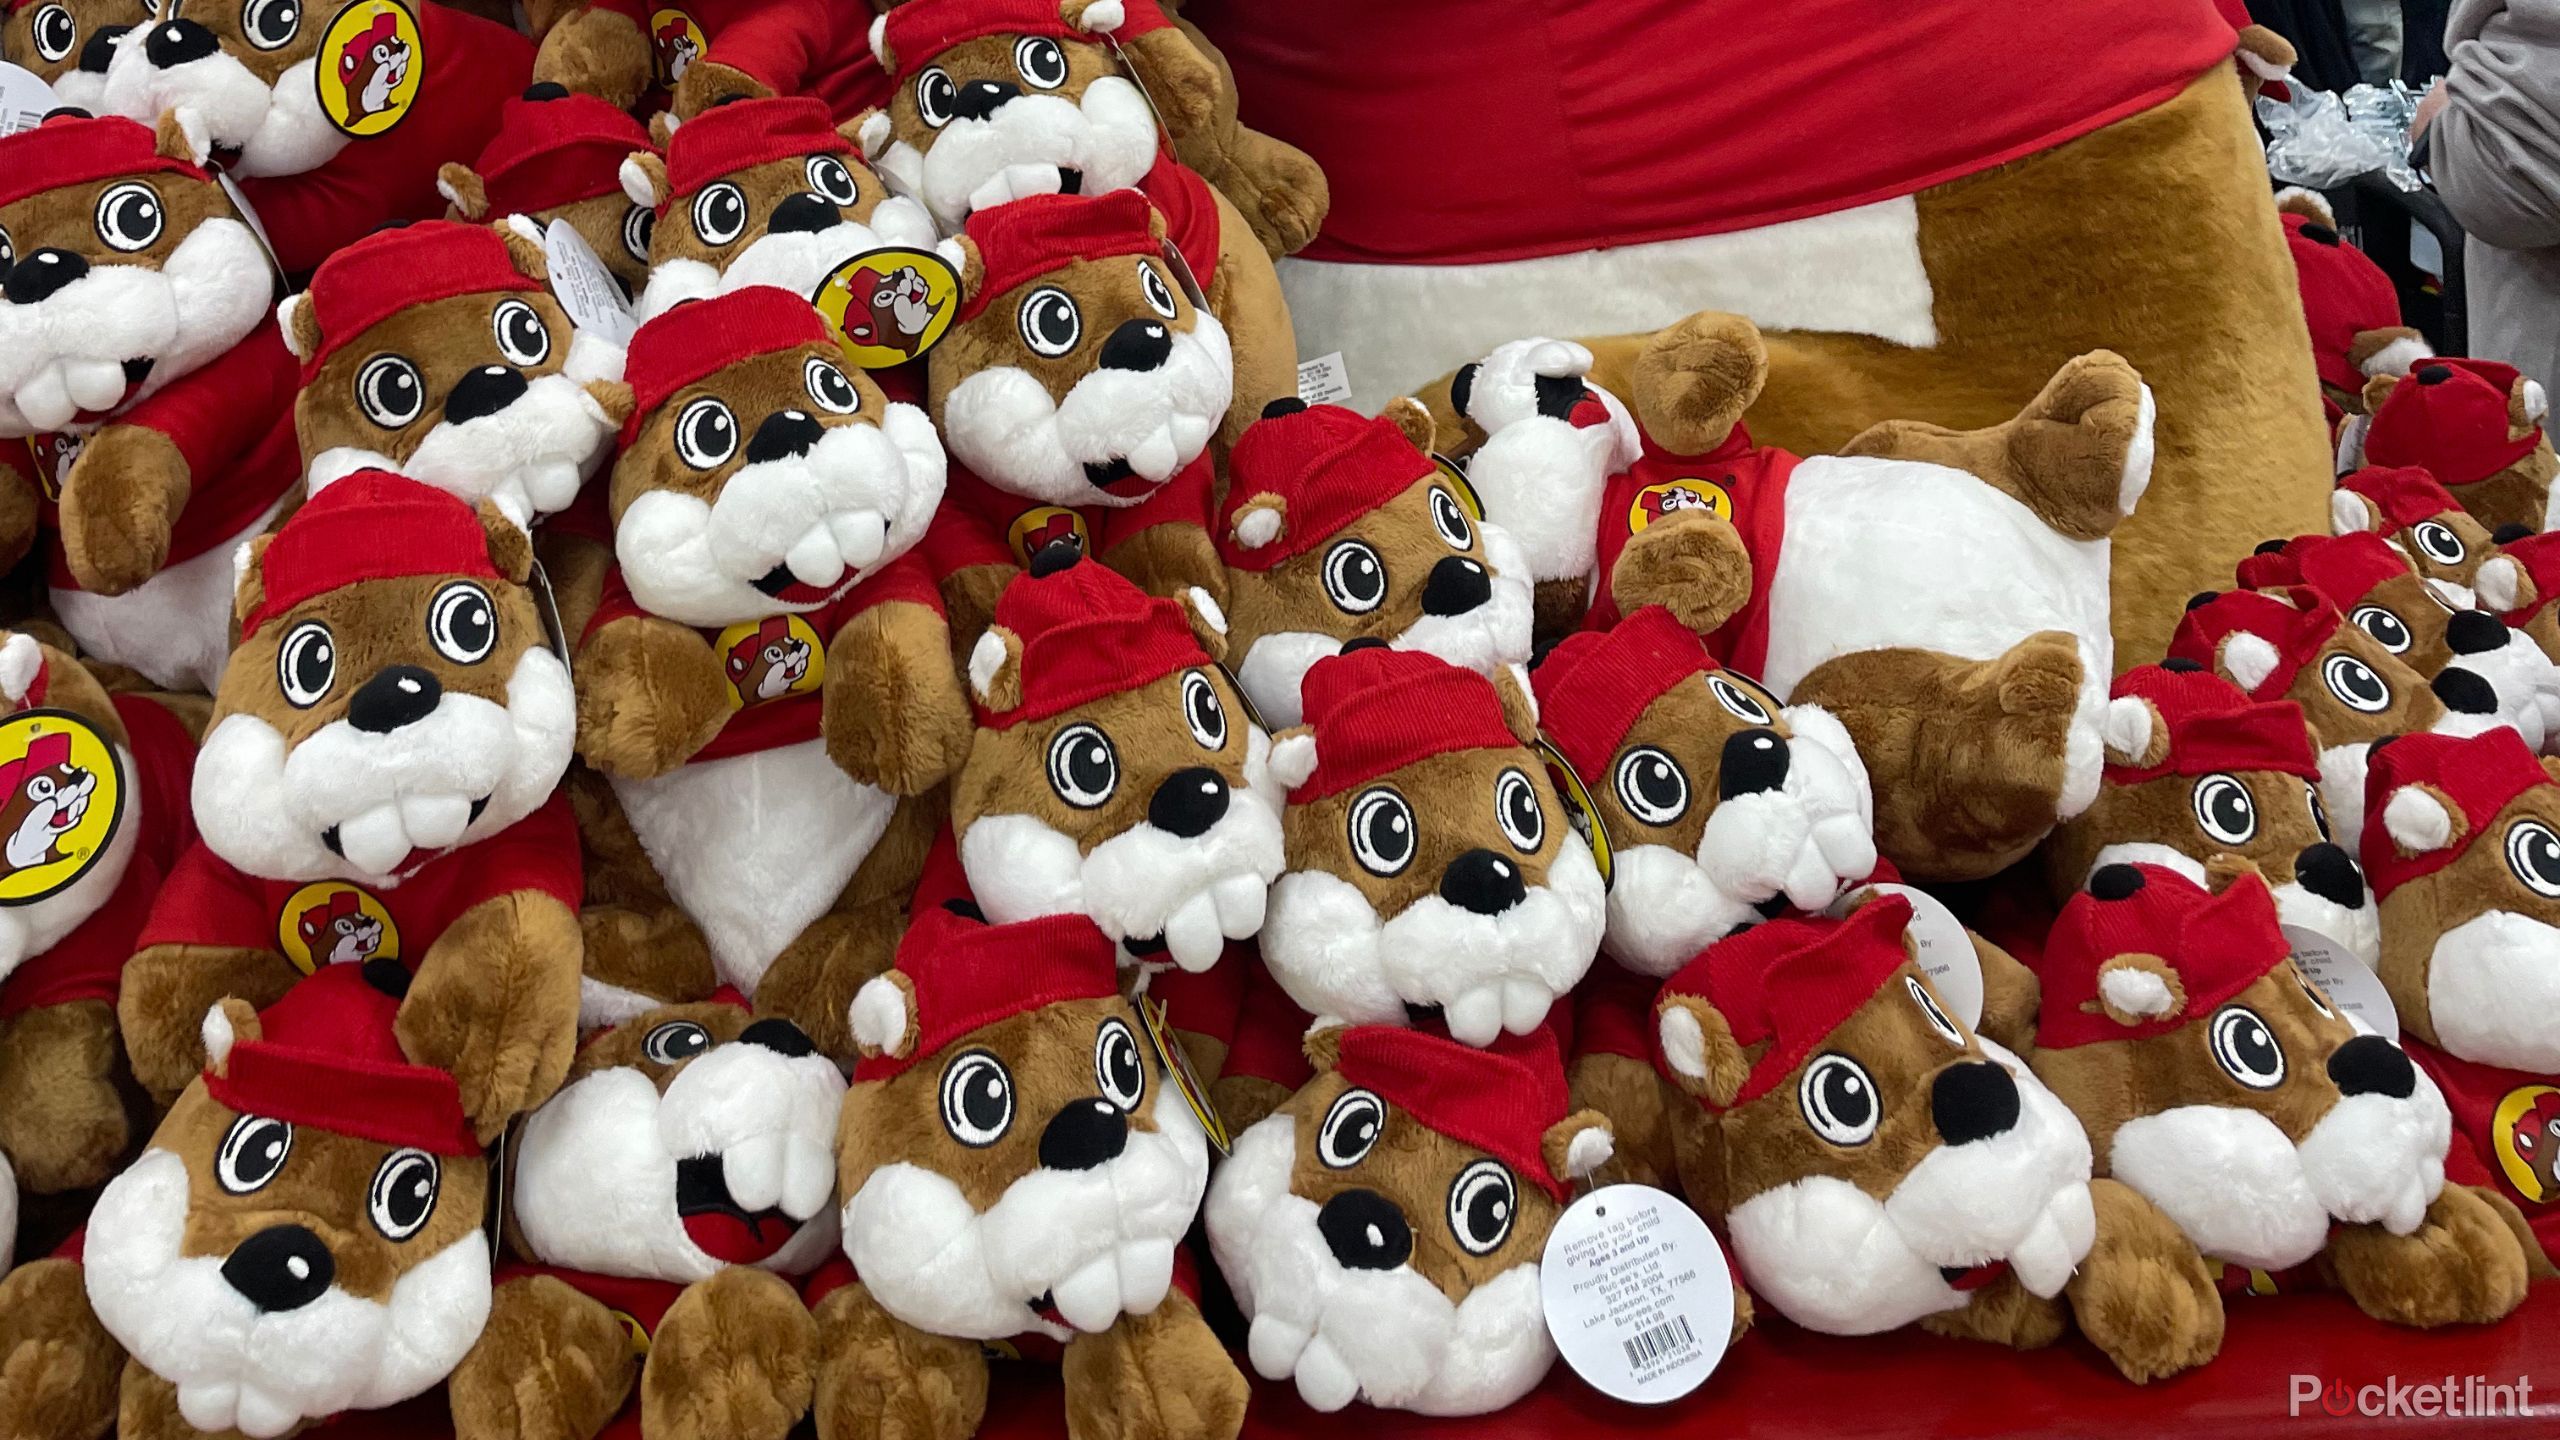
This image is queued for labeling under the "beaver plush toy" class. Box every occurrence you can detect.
[97,0,530,274]
[2355,359,2557,537]
[826,903,1244,1440]
[2329,466,2523,610]
[1214,397,1534,728]
[1453,313,2153,882]
[953,550,1277,973]
[118,471,583,1143]
[2033,862,2533,1328]
[1,0,145,107]
[2276,188,2429,426]
[534,0,872,119]
[1205,1020,1612,1415]
[439,83,661,300]
[1262,645,1600,1046]
[0,111,296,692]
[449,994,845,1440]
[574,284,961,1057]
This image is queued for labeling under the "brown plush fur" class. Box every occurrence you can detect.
[2056,1177,2225,1383]
[2371,779,2560,1054]
[2335,567,2470,678]
[2333,491,2502,599]
[954,657,1251,855]
[2319,1183,2531,1326]
[1841,351,2153,544]
[448,1273,636,1440]
[1056,1290,1245,1440]
[0,1255,124,1440]
[2200,594,2446,753]
[1220,459,1505,664]
[531,4,653,111]
[1276,736,1568,922]
[1566,1049,1675,1191]
[2365,370,2560,537]
[1573,667,1788,873]
[809,1281,989,1440]
[2043,763,2334,905]
[444,177,657,296]
[0,0,145,88]
[641,1265,818,1440]
[0,999,141,1196]
[749,791,941,1057]
[632,128,898,276]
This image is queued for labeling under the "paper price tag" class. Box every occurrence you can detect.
[0,62,61,139]
[1138,995,1230,1154]
[1295,352,1353,408]
[2284,923,2399,1040]
[1831,882,1980,1030]
[1541,1184,1732,1404]
[543,219,636,349]
[212,172,286,287]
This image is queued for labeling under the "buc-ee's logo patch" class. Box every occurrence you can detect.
[315,0,423,138]
[0,709,123,906]
[2493,1083,2560,1204]
[718,614,824,709]
[1628,478,1731,534]
[279,882,399,975]
[649,8,705,88]
[25,433,82,504]
[813,248,960,370]
[1006,506,1089,570]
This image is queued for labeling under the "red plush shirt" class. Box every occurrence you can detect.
[586,0,888,118]
[1587,425,1794,678]
[923,455,1214,587]
[2406,1038,2560,1267]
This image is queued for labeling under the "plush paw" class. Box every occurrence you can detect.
[642,1268,816,1440]
[0,1000,133,1193]
[58,426,190,595]
[1100,523,1229,621]
[450,1275,638,1440]
[810,1283,988,1440]
[1610,512,1751,634]
[2065,1179,2222,1382]
[0,1259,121,1440]
[115,944,299,1103]
[1918,1272,2067,1351]
[1626,309,1767,453]
[530,5,652,110]
[1060,1294,1247,1440]
[823,600,971,796]
[574,616,734,779]
[2326,1183,2531,1328]
[398,892,584,1141]
[673,59,772,118]
[1568,1051,1676,1191]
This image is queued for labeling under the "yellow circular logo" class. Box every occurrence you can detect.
[2493,1083,2560,1203]
[1005,506,1089,569]
[1428,454,1485,522]
[1533,736,1612,890]
[277,881,400,976]
[715,614,825,710]
[814,247,960,369]
[0,709,124,907]
[648,8,705,88]
[1627,478,1731,533]
[315,0,424,138]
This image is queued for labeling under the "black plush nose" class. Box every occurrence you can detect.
[1717,728,1789,799]
[1097,319,1172,373]
[443,365,527,424]
[2328,1034,2418,1099]
[348,665,442,734]
[2294,842,2367,909]
[143,17,218,66]
[220,1225,336,1313]
[2431,665,2498,714]
[3,248,88,305]
[1316,1189,1413,1271]
[1931,1060,2020,1146]
[1038,1097,1128,1172]
[952,77,1020,121]
[1440,849,1526,916]
[79,23,130,72]
[2446,609,2511,656]
[1421,555,1491,616]
[767,192,839,235]
[739,1017,814,1057]
[746,409,823,463]
[1148,767,1229,838]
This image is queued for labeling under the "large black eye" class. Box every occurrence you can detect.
[1138,260,1178,320]
[621,204,655,264]
[426,581,496,664]
[31,3,77,61]
[367,1149,440,1240]
[804,355,860,415]
[1798,1053,1878,1145]
[2191,773,2258,845]
[1612,746,1688,827]
[1181,669,1226,750]
[1428,487,1473,549]
[1495,768,1544,853]
[915,66,957,127]
[1907,975,1965,1046]
[2413,520,2466,566]
[1708,674,1775,724]
[2208,1005,2285,1089]
[94,182,164,252]
[1348,786,1415,877]
[277,620,335,708]
[1014,34,1068,89]
[0,226,14,275]
[2321,653,2391,713]
[804,154,860,207]
[692,181,748,246]
[1018,286,1081,358]
[1317,1088,1384,1168]
[2308,783,2332,841]
[1047,723,1117,808]
[1093,1017,1145,1111]
[216,1114,293,1194]
[643,1020,712,1063]
[491,298,551,367]
[2506,819,2560,899]
[2350,604,2412,654]
[1447,1159,1515,1256]
[1322,540,1386,614]
[674,396,738,470]
[241,0,298,49]
[939,1049,1013,1146]
[356,354,425,429]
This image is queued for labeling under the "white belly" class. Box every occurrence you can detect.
[53,495,290,693]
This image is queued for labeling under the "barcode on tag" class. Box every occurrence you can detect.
[1620,1314,1696,1371]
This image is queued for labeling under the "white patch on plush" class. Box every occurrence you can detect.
[2427,909,2560,1070]
[0,220,272,435]
[1656,1004,1708,1083]
[634,201,939,320]
[2381,785,2456,855]
[0,743,139,982]
[2330,490,2378,536]
[2098,965,2176,1019]
[620,156,662,208]
[911,78,1157,231]
[2099,697,2155,765]
[578,973,666,1031]
[2220,633,2282,695]
[102,43,344,178]
[0,635,38,703]
[2275,877,2382,967]
[966,630,1013,706]
[2116,385,2157,515]
[85,1148,491,1438]
[941,308,1233,508]
[618,402,946,629]
[849,974,911,1056]
[2438,628,2560,753]
[306,375,616,529]
[1185,586,1227,638]
[2361,335,2433,379]
[2295,1065,2450,1235]
[2108,1105,2333,1271]
[54,496,288,693]
[1695,704,1876,911]
[2476,556,2525,614]
[1233,506,1283,551]
[192,644,574,884]
[1453,339,1635,587]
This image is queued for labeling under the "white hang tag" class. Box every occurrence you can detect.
[1831,882,1981,1030]
[544,219,637,349]
[2284,923,2399,1040]
[0,62,59,139]
[1295,351,1353,408]
[1540,1183,1733,1405]
[211,171,286,286]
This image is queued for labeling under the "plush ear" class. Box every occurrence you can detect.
[0,634,40,708]
[586,380,636,430]
[2092,952,2187,1027]
[649,111,679,148]
[474,501,536,584]
[153,109,208,165]
[497,222,551,284]
[1381,397,1437,453]
[2542,756,2560,788]
[1062,0,1127,32]
[1268,727,1317,790]
[2381,781,2464,858]
[2100,695,2166,769]
[276,292,323,364]
[202,997,261,1074]
[1543,1109,1615,1185]
[621,151,670,209]
[968,626,1023,712]
[1178,586,1229,662]
[848,971,918,1060]
[2350,328,2431,380]
[232,533,276,631]
[946,235,986,308]
[1492,665,1539,745]
[1226,492,1287,553]
[854,107,893,161]
[2218,631,2282,695]
[2203,852,2267,894]
[2514,375,2551,435]
[2362,371,2403,415]
[2330,488,2382,535]
[1300,1020,1347,1073]
[866,11,894,69]
[437,162,489,220]
[1655,993,1748,1108]
[2273,186,2335,226]
[2477,554,2528,614]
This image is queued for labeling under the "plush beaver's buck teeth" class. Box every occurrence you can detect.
[1048,1237,1176,1333]
[322,796,490,871]
[715,1131,835,1222]
[783,527,846,590]
[831,511,888,572]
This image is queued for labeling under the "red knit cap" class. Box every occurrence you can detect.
[2232,545,2303,591]
[2105,664,2316,783]
[1655,896,1917,1107]
[2284,211,2406,396]
[2499,531,2560,627]
[2338,465,2462,532]
[300,221,537,379]
[854,903,1120,1082]
[0,112,207,211]
[1533,605,1719,784]
[242,471,501,638]
[2366,359,2542,488]
[1331,1023,1576,1200]
[662,96,851,204]
[205,963,480,1155]
[469,89,654,219]
[959,189,1161,323]
[1292,647,1521,804]
[620,285,830,448]
[1216,404,1437,571]
[2165,587,2346,702]
[2271,531,2412,611]
[2360,728,2551,898]
[979,555,1207,729]
[2037,864,2291,1050]
[874,0,1172,81]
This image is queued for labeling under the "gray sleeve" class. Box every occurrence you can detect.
[2430,0,2560,251]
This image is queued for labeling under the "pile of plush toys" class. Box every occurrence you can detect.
[0,0,2554,1436]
